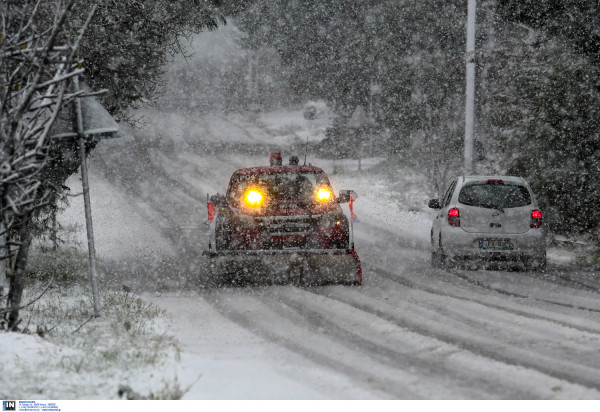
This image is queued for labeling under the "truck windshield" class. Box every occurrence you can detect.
[458,184,531,209]
[230,172,331,202]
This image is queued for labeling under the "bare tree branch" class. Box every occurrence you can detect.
[0,279,53,316]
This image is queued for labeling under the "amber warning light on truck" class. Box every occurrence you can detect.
[316,187,332,201]
[244,188,264,206]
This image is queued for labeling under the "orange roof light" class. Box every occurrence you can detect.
[269,152,282,165]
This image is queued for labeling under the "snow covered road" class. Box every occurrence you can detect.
[146,220,600,399]
[64,110,600,399]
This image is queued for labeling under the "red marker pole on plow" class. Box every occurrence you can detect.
[205,193,216,250]
[349,191,358,250]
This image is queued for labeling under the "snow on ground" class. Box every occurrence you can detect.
[325,162,433,250]
[5,106,438,399]
[60,171,176,261]
[137,104,333,147]
[0,332,73,370]
[143,291,381,399]
[1,286,182,400]
[5,105,600,399]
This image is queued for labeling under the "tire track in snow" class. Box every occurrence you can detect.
[364,272,600,366]
[369,265,600,334]
[203,289,419,399]
[519,268,600,293]
[95,144,200,247]
[305,283,600,392]
[261,287,540,398]
[447,269,600,313]
[355,216,600,323]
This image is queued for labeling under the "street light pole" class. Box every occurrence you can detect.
[464,0,476,174]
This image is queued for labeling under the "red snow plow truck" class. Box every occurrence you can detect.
[204,153,362,286]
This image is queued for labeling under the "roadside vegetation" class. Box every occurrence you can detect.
[0,219,185,399]
[0,226,184,399]
[1,0,245,333]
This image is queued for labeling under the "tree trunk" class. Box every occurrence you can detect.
[0,224,7,296]
[6,215,33,331]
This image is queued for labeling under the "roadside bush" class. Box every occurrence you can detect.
[26,247,89,287]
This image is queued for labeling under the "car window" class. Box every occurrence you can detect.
[458,184,531,209]
[442,179,457,207]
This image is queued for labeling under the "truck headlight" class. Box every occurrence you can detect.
[316,187,332,202]
[243,188,264,206]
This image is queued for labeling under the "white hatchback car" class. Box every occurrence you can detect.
[429,176,546,270]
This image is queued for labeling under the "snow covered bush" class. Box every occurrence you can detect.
[485,28,600,234]
[3,284,180,399]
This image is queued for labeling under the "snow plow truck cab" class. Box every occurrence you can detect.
[204,152,362,286]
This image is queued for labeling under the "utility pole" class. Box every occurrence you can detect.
[464,0,476,174]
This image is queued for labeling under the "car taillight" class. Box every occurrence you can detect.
[448,208,460,227]
[530,210,542,228]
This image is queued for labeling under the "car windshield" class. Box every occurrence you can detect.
[230,172,332,202]
[458,184,531,209]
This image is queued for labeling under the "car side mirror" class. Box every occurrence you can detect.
[338,190,354,203]
[210,193,227,207]
[428,199,441,209]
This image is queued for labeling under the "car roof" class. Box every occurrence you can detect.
[461,175,527,185]
[232,165,325,176]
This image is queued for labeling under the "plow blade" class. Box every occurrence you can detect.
[202,249,362,286]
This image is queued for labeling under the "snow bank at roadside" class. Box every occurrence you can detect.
[0,332,72,369]
[1,287,182,400]
[59,170,176,261]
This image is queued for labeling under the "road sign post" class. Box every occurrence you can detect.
[74,75,100,317]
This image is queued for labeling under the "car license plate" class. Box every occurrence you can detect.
[479,239,513,250]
